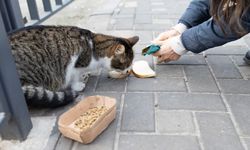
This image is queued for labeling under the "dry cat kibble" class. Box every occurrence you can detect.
[74,106,108,130]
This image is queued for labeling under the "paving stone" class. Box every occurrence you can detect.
[114,18,134,30]
[119,8,136,15]
[205,46,249,55]
[44,125,61,150]
[150,11,172,15]
[84,92,122,110]
[155,65,184,78]
[127,77,187,92]
[133,43,148,54]
[91,0,121,15]
[218,79,250,94]
[85,15,110,32]
[135,9,152,15]
[151,2,165,6]
[134,24,173,31]
[107,23,115,30]
[166,55,207,65]
[115,18,134,24]
[231,55,247,65]
[158,93,226,111]
[184,66,219,93]
[103,30,136,38]
[136,5,151,14]
[156,110,195,134]
[231,55,249,66]
[73,113,118,150]
[134,31,153,44]
[152,7,167,11]
[96,71,126,92]
[152,18,175,24]
[225,95,250,136]
[238,66,250,79]
[151,5,167,9]
[244,138,250,150]
[0,117,57,150]
[196,113,244,150]
[84,76,98,93]
[121,93,155,132]
[152,14,182,20]
[244,36,250,47]
[207,56,242,79]
[42,100,78,116]
[135,14,152,24]
[30,107,49,116]
[224,38,248,47]
[124,1,137,7]
[133,54,154,68]
[41,0,106,26]
[118,135,200,150]
[113,14,134,19]
[55,135,73,150]
[157,3,186,10]
[244,34,250,39]
[136,1,151,10]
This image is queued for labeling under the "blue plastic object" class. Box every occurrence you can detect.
[142,45,161,56]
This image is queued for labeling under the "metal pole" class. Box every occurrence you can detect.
[5,0,24,29]
[0,1,12,32]
[42,0,52,12]
[55,0,63,5]
[26,0,40,20]
[0,12,32,140]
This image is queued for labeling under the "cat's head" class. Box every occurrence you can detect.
[94,34,139,78]
[109,36,139,74]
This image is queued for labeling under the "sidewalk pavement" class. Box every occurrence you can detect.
[1,0,250,149]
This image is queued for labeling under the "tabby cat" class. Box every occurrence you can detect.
[9,25,139,108]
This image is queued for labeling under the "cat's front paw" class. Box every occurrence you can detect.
[72,82,86,92]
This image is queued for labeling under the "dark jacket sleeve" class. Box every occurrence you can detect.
[181,12,250,53]
[179,0,211,28]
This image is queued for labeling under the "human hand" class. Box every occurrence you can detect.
[152,29,180,45]
[152,38,181,63]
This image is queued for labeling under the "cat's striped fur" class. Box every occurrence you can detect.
[9,25,139,107]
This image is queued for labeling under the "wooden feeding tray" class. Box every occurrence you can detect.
[58,95,116,144]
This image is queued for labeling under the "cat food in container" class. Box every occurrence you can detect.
[58,95,116,144]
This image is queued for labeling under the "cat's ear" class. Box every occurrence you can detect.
[127,36,139,46]
[115,45,125,55]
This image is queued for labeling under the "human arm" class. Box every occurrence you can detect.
[179,0,211,28]
[181,12,250,53]
[154,0,211,42]
[152,0,212,60]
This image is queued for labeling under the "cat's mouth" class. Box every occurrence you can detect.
[108,70,131,79]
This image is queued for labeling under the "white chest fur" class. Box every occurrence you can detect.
[87,56,112,70]
[64,55,112,90]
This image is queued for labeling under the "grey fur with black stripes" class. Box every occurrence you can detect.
[9,25,139,107]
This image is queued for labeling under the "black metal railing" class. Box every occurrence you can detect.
[0,0,24,32]
[25,0,73,25]
[1,0,74,32]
